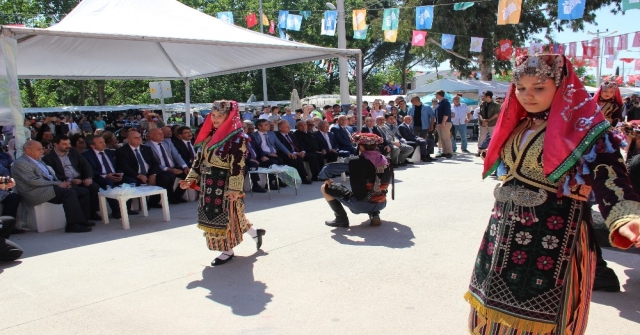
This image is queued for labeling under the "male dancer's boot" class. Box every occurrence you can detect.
[325,200,349,228]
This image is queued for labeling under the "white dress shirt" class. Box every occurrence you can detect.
[258,131,273,154]
[93,149,115,177]
[129,145,150,174]
[451,103,469,125]
[321,131,333,150]
[150,141,174,171]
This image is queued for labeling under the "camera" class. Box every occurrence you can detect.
[0,176,11,184]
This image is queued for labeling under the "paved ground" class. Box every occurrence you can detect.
[1,143,639,335]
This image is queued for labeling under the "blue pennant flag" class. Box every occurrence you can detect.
[286,14,302,31]
[217,12,234,25]
[558,0,586,20]
[454,2,475,10]
[382,8,400,31]
[323,10,337,33]
[441,34,456,50]
[415,6,434,30]
[278,10,289,29]
[300,11,312,19]
[279,28,288,40]
[353,25,369,40]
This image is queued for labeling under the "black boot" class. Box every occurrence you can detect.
[369,211,381,226]
[593,241,620,292]
[325,200,349,227]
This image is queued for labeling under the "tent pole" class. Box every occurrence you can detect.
[185,79,191,128]
[356,53,363,130]
[259,0,268,105]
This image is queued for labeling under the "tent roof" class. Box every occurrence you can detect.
[0,0,360,80]
[408,79,511,96]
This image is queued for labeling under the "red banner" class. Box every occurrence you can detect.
[245,13,257,28]
[603,36,615,55]
[515,47,528,58]
[591,38,600,57]
[557,44,566,55]
[618,34,628,50]
[495,40,513,60]
[633,32,640,48]
[573,57,586,67]
[582,41,595,59]
[588,59,597,68]
[620,58,635,63]
[568,42,577,58]
[635,59,640,71]
[605,58,614,69]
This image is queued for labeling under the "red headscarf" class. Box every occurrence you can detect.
[483,54,610,182]
[593,80,624,107]
[194,100,243,154]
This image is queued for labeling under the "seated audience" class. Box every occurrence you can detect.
[398,115,436,162]
[274,120,314,183]
[144,128,188,203]
[171,126,197,168]
[13,140,93,233]
[330,115,357,155]
[292,120,325,179]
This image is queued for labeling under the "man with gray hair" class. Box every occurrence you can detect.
[12,140,93,232]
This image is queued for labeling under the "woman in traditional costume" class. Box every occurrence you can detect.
[180,100,265,266]
[593,80,623,126]
[465,54,640,335]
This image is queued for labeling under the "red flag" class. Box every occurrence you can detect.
[603,36,615,55]
[495,40,513,60]
[245,13,257,28]
[568,42,577,58]
[591,38,601,57]
[588,59,597,68]
[615,76,623,85]
[557,44,566,55]
[605,58,614,68]
[633,32,640,48]
[620,58,635,63]
[618,34,628,50]
[411,31,427,47]
[269,20,275,34]
[635,59,640,71]
[582,41,596,60]
[573,57,586,67]
[515,47,527,58]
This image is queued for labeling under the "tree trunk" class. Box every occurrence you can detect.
[400,43,412,93]
[96,80,106,105]
[78,80,86,105]
[478,54,493,81]
[22,79,38,107]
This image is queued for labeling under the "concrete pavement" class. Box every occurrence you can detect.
[1,145,638,334]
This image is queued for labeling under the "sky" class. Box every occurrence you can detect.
[420,4,640,78]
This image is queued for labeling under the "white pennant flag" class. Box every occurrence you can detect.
[469,37,484,52]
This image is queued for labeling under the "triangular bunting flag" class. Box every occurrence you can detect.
[246,13,257,28]
[606,58,614,68]
[384,30,398,42]
[497,0,522,25]
[591,38,601,56]
[588,58,597,68]
[495,40,513,60]
[269,20,275,34]
[558,44,566,55]
[412,31,427,47]
[529,42,543,54]
[353,9,367,30]
[635,58,640,71]
[300,11,312,19]
[441,34,455,50]
[322,11,337,36]
[262,14,269,26]
[515,47,528,58]
[382,8,400,31]
[469,37,484,52]
[558,0,586,20]
[415,6,434,30]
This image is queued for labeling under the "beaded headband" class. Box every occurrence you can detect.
[512,54,565,87]
[352,132,384,145]
[600,80,618,90]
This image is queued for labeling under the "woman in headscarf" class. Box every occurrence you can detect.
[465,54,640,335]
[593,80,623,126]
[179,100,265,266]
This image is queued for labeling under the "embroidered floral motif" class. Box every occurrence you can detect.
[489,223,497,236]
[546,216,564,230]
[214,198,222,205]
[520,212,535,226]
[215,189,223,195]
[217,180,225,186]
[515,231,533,245]
[206,179,213,185]
[537,256,554,270]
[511,250,527,264]
[205,196,212,204]
[487,242,495,256]
[541,235,559,249]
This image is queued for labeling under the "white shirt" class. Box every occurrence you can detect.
[321,131,333,150]
[451,103,469,125]
[472,107,480,120]
[258,113,271,120]
[129,145,150,174]
[151,141,174,170]
[93,149,115,177]
[370,109,385,119]
[257,131,273,154]
[183,139,196,157]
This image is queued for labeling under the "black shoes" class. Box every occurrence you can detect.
[252,185,268,193]
[325,200,349,227]
[593,267,621,292]
[369,212,381,226]
[149,203,163,209]
[255,229,266,250]
[128,210,140,215]
[421,157,436,162]
[462,150,471,153]
[65,224,92,233]
[89,214,102,221]
[444,154,453,159]
[211,254,235,266]
[266,183,279,190]
[302,180,313,185]
[79,221,96,227]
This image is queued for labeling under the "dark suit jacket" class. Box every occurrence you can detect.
[251,131,289,155]
[292,130,321,153]
[82,149,119,181]
[274,131,303,154]
[115,144,161,179]
[42,148,94,181]
[171,137,195,167]
[314,131,338,151]
[330,126,353,150]
[55,123,70,136]
[398,123,420,142]
[360,126,390,147]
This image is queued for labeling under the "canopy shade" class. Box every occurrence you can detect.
[0,0,361,80]
[408,79,511,97]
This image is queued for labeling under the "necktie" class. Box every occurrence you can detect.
[186,141,195,161]
[100,152,113,174]
[134,149,148,175]
[285,134,299,151]
[262,133,273,153]
[158,143,171,167]
[37,160,55,180]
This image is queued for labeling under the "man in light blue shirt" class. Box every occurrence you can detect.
[281,107,297,129]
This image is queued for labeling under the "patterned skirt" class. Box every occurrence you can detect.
[466,184,596,335]
[197,166,252,252]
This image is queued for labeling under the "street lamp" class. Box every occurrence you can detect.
[326,1,350,113]
[587,29,617,87]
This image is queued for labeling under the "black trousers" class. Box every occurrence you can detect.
[259,156,283,186]
[170,170,187,200]
[73,182,101,214]
[0,216,22,261]
[278,153,309,180]
[324,150,339,163]
[246,159,261,184]
[304,152,324,179]
[1,193,21,218]
[145,171,176,205]
[48,186,90,226]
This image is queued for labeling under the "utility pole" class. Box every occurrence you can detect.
[259,0,268,105]
[587,29,617,87]
[327,1,350,112]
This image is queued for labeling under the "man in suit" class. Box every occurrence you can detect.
[171,126,196,168]
[13,140,93,233]
[330,115,357,155]
[115,130,176,207]
[42,135,102,221]
[82,135,139,219]
[55,116,70,136]
[145,128,188,203]
[292,120,325,180]
[313,120,342,163]
[360,117,392,154]
[274,120,314,183]
[377,115,414,166]
[241,124,268,193]
[398,115,436,162]
[250,119,286,189]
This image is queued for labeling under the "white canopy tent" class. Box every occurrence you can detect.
[0,0,364,142]
[408,79,511,99]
